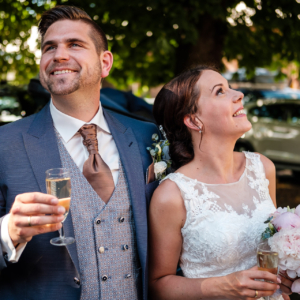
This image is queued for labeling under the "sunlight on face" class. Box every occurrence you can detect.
[39,20,102,96]
[196,70,252,137]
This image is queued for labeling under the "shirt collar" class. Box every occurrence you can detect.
[50,99,111,143]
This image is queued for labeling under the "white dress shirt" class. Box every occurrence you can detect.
[0,100,120,262]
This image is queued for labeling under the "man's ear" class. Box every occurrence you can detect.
[100,51,113,78]
[183,115,202,132]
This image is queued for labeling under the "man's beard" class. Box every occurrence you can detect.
[40,62,102,96]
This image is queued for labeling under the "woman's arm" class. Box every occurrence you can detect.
[258,153,294,298]
[148,179,280,300]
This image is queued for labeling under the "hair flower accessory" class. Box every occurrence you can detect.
[146,126,172,180]
[262,205,300,294]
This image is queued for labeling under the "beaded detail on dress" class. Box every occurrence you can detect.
[161,152,282,300]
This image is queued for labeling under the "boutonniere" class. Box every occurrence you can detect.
[147,126,172,180]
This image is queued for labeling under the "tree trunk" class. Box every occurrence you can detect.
[175,14,227,75]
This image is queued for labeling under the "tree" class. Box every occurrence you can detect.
[0,0,55,84]
[1,0,300,87]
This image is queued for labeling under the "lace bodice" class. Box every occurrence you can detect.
[161,152,282,299]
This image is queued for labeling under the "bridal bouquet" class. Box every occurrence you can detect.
[262,205,300,293]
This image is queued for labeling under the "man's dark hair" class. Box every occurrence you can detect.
[38,5,108,53]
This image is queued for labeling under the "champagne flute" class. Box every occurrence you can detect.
[45,168,75,246]
[257,241,279,300]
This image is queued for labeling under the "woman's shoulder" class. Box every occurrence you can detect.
[152,177,182,205]
[150,173,184,216]
[255,152,275,178]
[238,151,275,178]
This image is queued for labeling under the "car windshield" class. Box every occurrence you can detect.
[0,95,22,122]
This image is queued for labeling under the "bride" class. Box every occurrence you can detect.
[148,66,293,300]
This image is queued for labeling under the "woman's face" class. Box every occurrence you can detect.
[196,70,252,138]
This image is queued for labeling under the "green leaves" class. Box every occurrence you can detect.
[262,217,277,240]
[2,0,300,87]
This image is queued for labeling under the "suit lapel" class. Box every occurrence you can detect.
[104,110,148,273]
[22,103,80,274]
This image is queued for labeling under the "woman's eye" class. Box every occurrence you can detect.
[216,88,224,95]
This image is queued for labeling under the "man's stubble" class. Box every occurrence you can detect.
[39,61,102,96]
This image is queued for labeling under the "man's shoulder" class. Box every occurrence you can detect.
[0,113,36,139]
[106,110,159,136]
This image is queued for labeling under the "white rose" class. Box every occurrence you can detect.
[154,161,167,176]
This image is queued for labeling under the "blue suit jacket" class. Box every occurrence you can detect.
[0,103,159,300]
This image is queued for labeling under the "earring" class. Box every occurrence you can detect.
[198,126,202,133]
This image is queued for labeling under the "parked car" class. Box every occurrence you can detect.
[0,83,37,126]
[0,79,154,126]
[239,87,300,104]
[236,98,300,172]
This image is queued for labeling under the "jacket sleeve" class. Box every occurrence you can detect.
[0,187,8,270]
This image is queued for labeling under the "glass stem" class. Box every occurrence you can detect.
[59,223,65,240]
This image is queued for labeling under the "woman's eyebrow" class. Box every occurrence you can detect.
[210,83,223,93]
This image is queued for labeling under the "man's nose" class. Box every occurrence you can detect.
[53,45,69,62]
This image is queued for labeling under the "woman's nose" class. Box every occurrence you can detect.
[232,90,244,103]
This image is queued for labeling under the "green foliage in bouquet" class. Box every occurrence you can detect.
[262,216,278,240]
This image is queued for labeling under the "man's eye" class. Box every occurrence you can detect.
[45,46,55,51]
[71,43,80,47]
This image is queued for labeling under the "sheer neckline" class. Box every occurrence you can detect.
[175,152,248,186]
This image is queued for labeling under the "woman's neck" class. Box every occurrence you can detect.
[183,135,244,184]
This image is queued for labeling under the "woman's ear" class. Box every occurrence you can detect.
[184,115,202,132]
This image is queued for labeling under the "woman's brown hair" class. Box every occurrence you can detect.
[153,66,218,170]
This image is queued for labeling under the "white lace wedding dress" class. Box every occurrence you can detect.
[161,152,282,300]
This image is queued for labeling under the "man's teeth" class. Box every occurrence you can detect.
[233,109,245,117]
[53,70,74,75]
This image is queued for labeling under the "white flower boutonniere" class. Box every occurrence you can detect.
[147,129,172,180]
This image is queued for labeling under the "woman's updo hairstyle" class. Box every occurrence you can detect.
[153,65,218,170]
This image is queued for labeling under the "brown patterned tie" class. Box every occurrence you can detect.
[78,124,114,203]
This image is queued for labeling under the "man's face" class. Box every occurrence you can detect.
[39,20,102,95]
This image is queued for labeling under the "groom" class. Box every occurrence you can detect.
[0,5,158,300]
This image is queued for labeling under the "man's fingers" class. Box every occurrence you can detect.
[15,192,58,205]
[11,203,65,216]
[18,223,62,238]
[13,215,64,227]
[280,283,292,295]
[282,293,291,300]
[279,275,293,288]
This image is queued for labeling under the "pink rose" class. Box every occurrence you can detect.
[270,207,287,219]
[292,278,300,293]
[295,204,300,217]
[272,212,300,231]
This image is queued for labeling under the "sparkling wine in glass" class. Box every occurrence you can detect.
[257,241,279,300]
[46,168,75,246]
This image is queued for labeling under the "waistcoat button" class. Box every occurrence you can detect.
[102,275,108,281]
[119,217,125,223]
[96,219,101,225]
[99,247,105,253]
[122,244,129,251]
[125,274,131,278]
[74,277,80,285]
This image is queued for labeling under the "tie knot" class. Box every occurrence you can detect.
[78,124,99,154]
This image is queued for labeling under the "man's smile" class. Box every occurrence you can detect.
[50,69,77,76]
